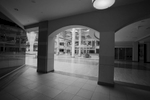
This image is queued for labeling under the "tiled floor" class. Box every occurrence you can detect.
[25,54,150,87]
[1,66,150,100]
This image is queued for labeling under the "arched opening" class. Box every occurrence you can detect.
[114,18,150,87]
[48,25,100,79]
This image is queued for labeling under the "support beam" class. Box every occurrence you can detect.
[56,35,60,55]
[78,29,81,56]
[47,36,54,72]
[98,31,115,86]
[94,40,96,53]
[71,28,76,57]
[132,42,138,62]
[146,43,150,62]
[37,21,49,73]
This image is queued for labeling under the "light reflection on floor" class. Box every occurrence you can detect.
[25,54,150,87]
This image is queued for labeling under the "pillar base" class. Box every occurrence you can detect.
[37,69,54,73]
[97,81,114,87]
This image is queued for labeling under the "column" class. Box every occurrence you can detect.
[56,34,60,55]
[146,43,150,62]
[3,43,5,52]
[19,36,21,52]
[64,41,67,55]
[95,40,97,53]
[98,31,115,86]
[47,36,55,72]
[71,28,76,57]
[132,42,138,62]
[37,21,50,73]
[78,29,81,56]
[117,48,119,60]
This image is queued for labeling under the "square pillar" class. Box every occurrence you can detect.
[47,36,54,72]
[95,40,97,53]
[37,21,49,73]
[78,29,82,56]
[98,31,115,86]
[71,28,76,57]
[132,42,138,62]
[56,34,60,55]
[146,43,150,62]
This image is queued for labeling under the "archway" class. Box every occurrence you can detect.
[48,25,100,79]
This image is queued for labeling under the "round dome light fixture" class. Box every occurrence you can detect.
[92,0,115,10]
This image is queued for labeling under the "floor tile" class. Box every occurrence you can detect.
[86,80,97,85]
[25,82,43,89]
[0,92,18,100]
[91,92,109,100]
[53,91,75,100]
[94,85,110,95]
[82,84,96,91]
[7,86,30,97]
[110,96,127,100]
[3,82,23,92]
[31,93,53,100]
[50,82,69,91]
[16,89,43,100]
[34,85,51,93]
[63,85,80,94]
[77,89,94,99]
[109,88,127,99]
[70,81,85,88]
[41,87,62,98]
[72,96,89,100]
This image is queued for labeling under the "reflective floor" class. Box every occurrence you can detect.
[25,54,150,87]
[0,62,149,100]
[0,54,150,100]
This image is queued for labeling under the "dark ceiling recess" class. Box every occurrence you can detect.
[146,27,150,30]
[14,8,19,11]
[0,11,12,22]
[0,18,21,29]
[0,11,22,29]
[31,0,36,3]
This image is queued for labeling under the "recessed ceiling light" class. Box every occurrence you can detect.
[137,25,143,29]
[92,0,115,10]
[141,20,145,23]
[31,0,36,3]
[14,8,19,11]
[146,27,150,30]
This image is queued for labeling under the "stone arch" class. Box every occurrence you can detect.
[47,25,100,72]
[48,25,100,38]
[116,16,150,33]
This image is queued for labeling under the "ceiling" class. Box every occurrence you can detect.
[0,0,146,26]
[115,18,150,43]
[0,0,150,43]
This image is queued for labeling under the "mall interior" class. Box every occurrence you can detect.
[0,0,150,100]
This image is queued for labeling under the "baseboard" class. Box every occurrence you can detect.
[97,81,114,87]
